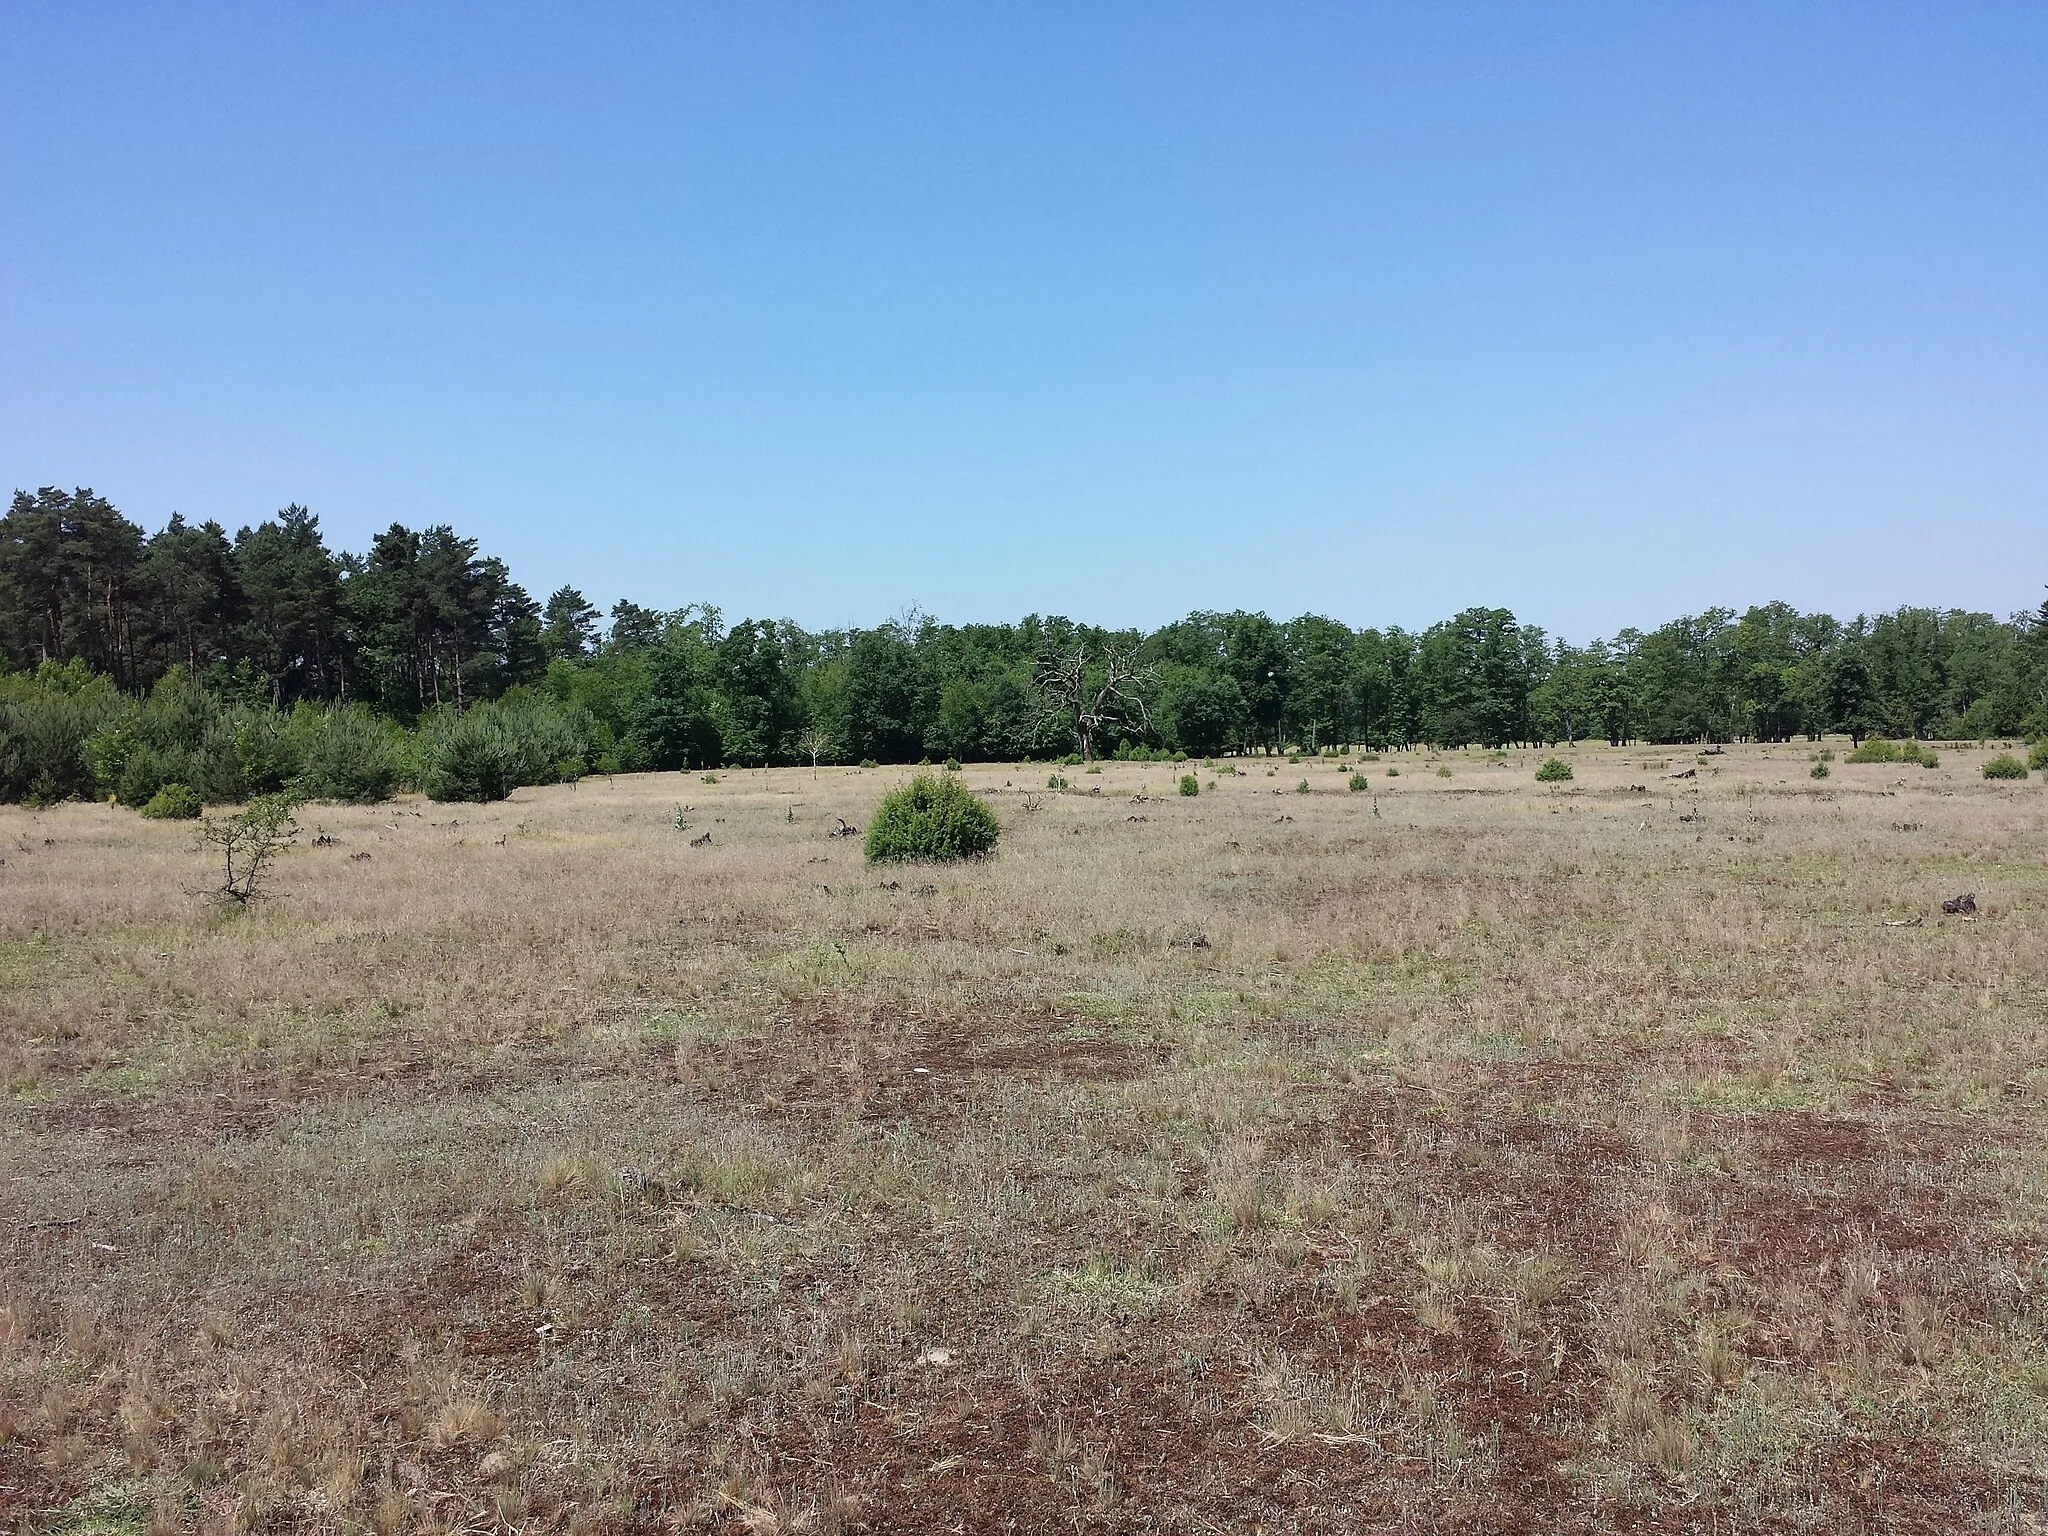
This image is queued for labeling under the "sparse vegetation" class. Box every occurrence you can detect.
[5,744,2047,1531]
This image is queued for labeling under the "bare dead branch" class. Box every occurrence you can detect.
[1032,643,1156,761]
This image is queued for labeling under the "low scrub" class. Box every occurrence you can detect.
[0,661,125,805]
[1535,758,1573,782]
[1982,754,2028,781]
[1848,737,1937,766]
[295,705,404,802]
[139,781,203,819]
[0,662,563,810]
[865,773,1000,862]
[417,695,590,803]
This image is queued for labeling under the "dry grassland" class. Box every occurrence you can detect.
[3,744,2047,1533]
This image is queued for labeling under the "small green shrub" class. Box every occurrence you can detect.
[1983,754,2028,781]
[203,792,300,905]
[1386,767,1399,778]
[1048,773,1068,790]
[860,758,878,769]
[944,757,961,772]
[1535,758,1573,783]
[865,773,1000,862]
[2028,741,2048,771]
[1917,750,1939,768]
[1437,766,1452,778]
[1856,736,1942,767]
[1348,772,1368,792]
[1179,774,1199,796]
[1296,778,1310,794]
[1085,764,1101,774]
[139,781,203,819]
[1810,761,1830,779]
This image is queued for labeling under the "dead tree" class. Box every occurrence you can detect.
[795,727,835,769]
[1033,643,1155,762]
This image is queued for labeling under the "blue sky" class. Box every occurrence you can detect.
[3,4,2043,640]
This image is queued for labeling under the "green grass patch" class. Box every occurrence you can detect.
[37,1478,173,1536]
[1059,989,1148,1024]
[1037,1250,1175,1316]
[637,1008,765,1046]
[1672,1071,1826,1114]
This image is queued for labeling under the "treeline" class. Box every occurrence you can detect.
[2,486,2045,806]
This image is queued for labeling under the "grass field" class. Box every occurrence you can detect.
[3,742,2047,1533]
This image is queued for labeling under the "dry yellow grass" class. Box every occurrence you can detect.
[2,742,2045,1531]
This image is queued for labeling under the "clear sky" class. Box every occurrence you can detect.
[3,4,2044,640]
